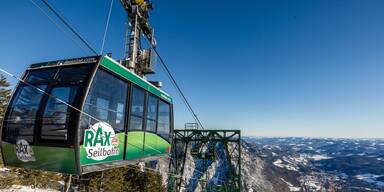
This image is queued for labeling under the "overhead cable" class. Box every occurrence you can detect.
[29,0,89,54]
[100,0,114,54]
[0,67,221,183]
[40,0,98,55]
[151,45,205,130]
[34,0,205,129]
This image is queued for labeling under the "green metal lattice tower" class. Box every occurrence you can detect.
[168,129,241,192]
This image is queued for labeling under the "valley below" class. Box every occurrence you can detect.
[240,137,384,192]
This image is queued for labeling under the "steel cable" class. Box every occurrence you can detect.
[100,0,114,55]
[40,0,98,55]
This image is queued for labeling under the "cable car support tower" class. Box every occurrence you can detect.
[120,0,156,77]
[25,0,243,191]
[120,1,242,191]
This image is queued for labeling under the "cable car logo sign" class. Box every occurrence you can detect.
[15,139,36,162]
[83,122,120,161]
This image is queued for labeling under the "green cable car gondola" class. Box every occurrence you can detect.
[0,55,173,175]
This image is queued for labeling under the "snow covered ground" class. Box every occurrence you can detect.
[1,185,59,192]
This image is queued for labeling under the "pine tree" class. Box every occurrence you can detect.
[84,165,167,192]
[144,170,166,192]
[0,74,11,120]
[0,74,11,166]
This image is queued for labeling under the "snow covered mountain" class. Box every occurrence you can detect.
[241,137,384,192]
[173,137,384,192]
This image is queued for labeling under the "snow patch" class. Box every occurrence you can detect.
[355,173,384,187]
[0,167,10,176]
[309,154,332,161]
[1,185,59,192]
[273,159,298,171]
[280,178,300,191]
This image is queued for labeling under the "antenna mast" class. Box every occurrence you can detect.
[120,0,156,77]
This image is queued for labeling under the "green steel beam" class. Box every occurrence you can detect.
[169,129,241,192]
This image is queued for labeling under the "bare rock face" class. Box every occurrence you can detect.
[156,142,279,192]
[240,142,275,192]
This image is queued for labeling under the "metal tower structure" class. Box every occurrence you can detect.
[120,0,156,77]
[168,129,242,192]
[120,2,243,191]
[21,0,243,191]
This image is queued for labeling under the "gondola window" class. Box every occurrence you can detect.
[157,100,170,140]
[146,94,158,132]
[129,86,145,131]
[25,69,56,82]
[4,85,47,143]
[80,69,128,139]
[40,87,77,140]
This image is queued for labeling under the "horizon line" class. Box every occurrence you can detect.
[243,135,384,140]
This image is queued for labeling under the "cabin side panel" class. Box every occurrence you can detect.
[125,131,145,160]
[143,132,171,157]
[125,131,170,160]
[79,132,125,165]
[2,142,77,174]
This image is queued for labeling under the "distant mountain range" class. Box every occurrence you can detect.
[242,137,384,192]
[177,137,384,192]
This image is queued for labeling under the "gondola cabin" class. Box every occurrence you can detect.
[1,56,173,175]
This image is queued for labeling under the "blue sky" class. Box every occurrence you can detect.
[1,0,384,138]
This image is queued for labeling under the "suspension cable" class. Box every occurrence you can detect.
[151,44,205,130]
[0,68,227,191]
[0,68,102,124]
[0,67,223,183]
[21,0,226,187]
[27,1,210,180]
[100,0,114,54]
[29,0,89,54]
[0,67,181,179]
[35,0,205,130]
[28,0,211,182]
[40,0,98,55]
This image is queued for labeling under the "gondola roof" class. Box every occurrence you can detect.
[28,55,172,103]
